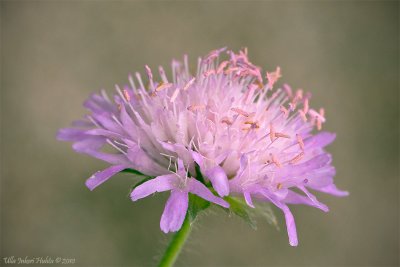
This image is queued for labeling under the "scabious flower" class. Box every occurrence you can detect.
[58,47,347,246]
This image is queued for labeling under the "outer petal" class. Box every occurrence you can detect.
[160,190,189,233]
[57,128,88,141]
[187,178,229,208]
[243,191,255,208]
[261,191,298,246]
[205,166,230,197]
[283,190,328,212]
[85,165,126,191]
[126,145,167,176]
[130,174,177,201]
[297,186,329,212]
[304,132,336,149]
[314,184,349,197]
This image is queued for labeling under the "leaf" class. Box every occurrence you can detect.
[224,196,257,229]
[120,168,145,176]
[187,193,210,222]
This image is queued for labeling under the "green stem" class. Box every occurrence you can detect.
[158,216,192,267]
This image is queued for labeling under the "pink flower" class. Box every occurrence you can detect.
[58,48,348,246]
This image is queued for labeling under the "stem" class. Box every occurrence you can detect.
[158,216,192,267]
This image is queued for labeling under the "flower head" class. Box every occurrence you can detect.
[58,47,348,246]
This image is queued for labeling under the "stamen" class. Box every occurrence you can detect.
[266,66,282,89]
[183,77,196,91]
[155,82,173,92]
[187,104,206,111]
[221,117,233,125]
[289,152,305,164]
[231,107,250,117]
[296,134,305,151]
[158,66,169,83]
[275,132,290,139]
[217,61,229,73]
[244,121,260,129]
[270,153,282,168]
[303,98,309,114]
[203,69,216,77]
[269,123,276,142]
[280,105,289,117]
[123,89,131,102]
[170,88,180,103]
[298,110,307,122]
[277,183,283,190]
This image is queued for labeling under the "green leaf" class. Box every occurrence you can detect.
[187,193,210,222]
[120,168,145,176]
[224,196,257,229]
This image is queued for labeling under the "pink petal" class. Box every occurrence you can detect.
[126,145,167,176]
[130,174,177,201]
[188,179,229,208]
[205,166,230,197]
[261,192,298,246]
[160,190,189,233]
[243,192,255,208]
[315,184,349,197]
[85,165,126,191]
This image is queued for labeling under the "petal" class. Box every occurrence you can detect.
[79,148,130,165]
[57,128,88,141]
[243,191,255,208]
[130,174,177,201]
[315,184,349,197]
[261,191,298,246]
[283,190,327,212]
[126,145,167,176]
[304,132,336,149]
[297,186,329,212]
[160,190,189,233]
[72,136,106,152]
[85,165,126,191]
[187,178,229,208]
[205,166,230,197]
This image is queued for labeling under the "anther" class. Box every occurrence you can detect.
[298,110,307,122]
[289,152,305,164]
[277,183,283,190]
[275,132,290,139]
[187,104,205,111]
[270,153,282,168]
[296,134,305,151]
[231,107,250,117]
[155,82,173,92]
[123,89,131,102]
[280,105,289,117]
[221,117,233,125]
[269,123,276,142]
[183,78,196,91]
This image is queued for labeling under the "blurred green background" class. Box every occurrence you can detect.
[1,1,398,266]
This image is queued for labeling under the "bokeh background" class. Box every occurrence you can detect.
[1,1,398,266]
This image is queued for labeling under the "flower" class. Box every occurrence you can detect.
[58,47,348,246]
[131,159,229,233]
